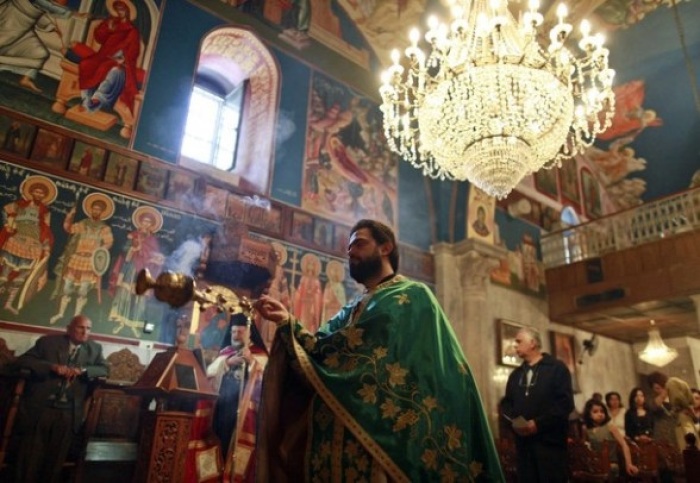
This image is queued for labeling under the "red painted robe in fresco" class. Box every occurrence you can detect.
[74,16,142,110]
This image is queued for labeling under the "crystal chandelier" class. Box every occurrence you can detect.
[379,0,616,199]
[638,320,678,368]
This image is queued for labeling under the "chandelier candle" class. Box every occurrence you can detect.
[379,0,616,199]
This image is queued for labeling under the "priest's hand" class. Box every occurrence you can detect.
[254,295,290,325]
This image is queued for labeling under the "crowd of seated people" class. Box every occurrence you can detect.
[498,371,700,481]
[578,373,700,480]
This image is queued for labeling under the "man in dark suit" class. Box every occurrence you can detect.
[501,327,574,483]
[13,315,109,483]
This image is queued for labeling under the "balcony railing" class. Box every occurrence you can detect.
[541,187,700,268]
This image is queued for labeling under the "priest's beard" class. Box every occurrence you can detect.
[349,250,382,285]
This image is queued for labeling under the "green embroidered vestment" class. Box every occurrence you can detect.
[259,276,504,482]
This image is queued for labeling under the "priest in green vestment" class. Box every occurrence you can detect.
[255,219,503,482]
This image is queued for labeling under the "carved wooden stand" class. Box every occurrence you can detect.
[134,410,194,482]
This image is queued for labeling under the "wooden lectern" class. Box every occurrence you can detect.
[127,347,218,482]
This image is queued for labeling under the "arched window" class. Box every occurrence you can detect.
[180,28,279,193]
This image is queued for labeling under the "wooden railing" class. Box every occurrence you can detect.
[541,187,700,268]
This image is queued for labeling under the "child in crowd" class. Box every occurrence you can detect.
[583,399,639,478]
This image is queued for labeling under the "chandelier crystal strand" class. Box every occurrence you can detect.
[379,0,616,199]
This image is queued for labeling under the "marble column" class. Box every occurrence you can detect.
[433,239,507,421]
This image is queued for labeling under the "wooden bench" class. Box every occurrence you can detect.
[568,439,612,482]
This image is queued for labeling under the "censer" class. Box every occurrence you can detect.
[135,268,254,316]
[129,268,255,401]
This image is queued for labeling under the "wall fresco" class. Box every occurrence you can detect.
[300,72,398,227]
[0,159,217,343]
[0,0,160,146]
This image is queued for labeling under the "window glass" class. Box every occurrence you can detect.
[181,85,243,171]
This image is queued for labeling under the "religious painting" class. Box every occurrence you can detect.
[467,185,495,243]
[0,0,158,147]
[107,206,166,337]
[501,195,543,229]
[247,202,283,235]
[550,331,580,393]
[490,233,546,298]
[313,219,334,250]
[581,168,602,219]
[334,224,351,253]
[559,160,581,209]
[103,152,139,190]
[0,174,58,315]
[166,170,196,204]
[47,191,117,326]
[497,319,524,367]
[225,192,283,235]
[300,73,398,228]
[68,141,107,179]
[502,195,543,226]
[29,129,71,167]
[0,159,219,342]
[247,232,364,345]
[0,115,35,158]
[201,184,228,219]
[135,161,168,198]
[540,206,561,232]
[291,211,314,244]
[226,192,247,223]
[534,168,559,201]
[293,253,324,332]
[238,0,372,69]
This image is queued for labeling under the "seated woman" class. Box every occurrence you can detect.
[625,387,654,443]
[605,391,625,436]
[583,398,639,478]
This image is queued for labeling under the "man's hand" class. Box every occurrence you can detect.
[254,295,290,325]
[513,419,537,436]
[51,364,84,380]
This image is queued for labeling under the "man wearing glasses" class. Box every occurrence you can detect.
[501,327,574,482]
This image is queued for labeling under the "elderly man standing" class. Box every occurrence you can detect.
[13,315,109,483]
[501,327,574,483]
